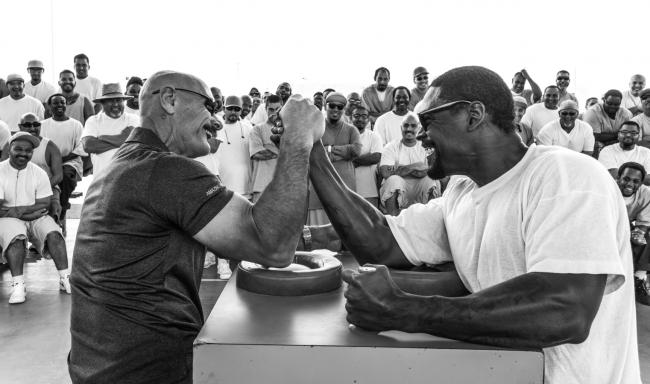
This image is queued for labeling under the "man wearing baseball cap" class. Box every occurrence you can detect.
[409,66,429,110]
[24,59,57,103]
[0,131,71,304]
[69,70,324,383]
[0,74,45,132]
[80,83,139,175]
[537,99,595,155]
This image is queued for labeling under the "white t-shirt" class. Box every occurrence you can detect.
[215,120,252,196]
[621,89,641,111]
[0,95,45,131]
[41,117,86,177]
[124,105,140,117]
[625,185,650,227]
[374,111,411,146]
[24,81,57,103]
[380,139,428,167]
[75,76,103,102]
[520,103,559,138]
[377,89,386,103]
[598,144,650,172]
[0,120,10,148]
[250,106,268,126]
[631,113,650,141]
[355,129,383,198]
[385,144,639,383]
[536,119,595,152]
[81,112,139,176]
[0,159,52,207]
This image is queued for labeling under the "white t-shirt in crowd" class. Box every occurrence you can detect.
[598,144,650,172]
[374,111,412,145]
[0,120,10,148]
[24,81,57,103]
[355,129,383,198]
[0,95,45,131]
[385,144,639,383]
[41,117,86,177]
[124,105,140,117]
[250,106,268,126]
[380,139,428,167]
[625,185,650,227]
[0,159,52,207]
[81,112,139,176]
[536,119,595,152]
[75,76,103,102]
[520,103,559,138]
[215,120,252,197]
[377,90,386,103]
[631,113,650,141]
[621,89,641,111]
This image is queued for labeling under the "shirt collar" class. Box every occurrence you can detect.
[124,127,169,152]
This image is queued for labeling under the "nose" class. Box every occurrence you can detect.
[416,127,427,141]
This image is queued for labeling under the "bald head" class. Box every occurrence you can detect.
[630,74,646,96]
[141,70,213,116]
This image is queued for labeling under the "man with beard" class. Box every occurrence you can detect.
[313,91,324,111]
[362,67,394,125]
[599,121,650,184]
[510,69,541,105]
[249,94,282,202]
[537,100,594,155]
[24,60,57,103]
[556,70,578,105]
[215,96,252,198]
[0,74,45,132]
[513,96,534,146]
[633,89,650,148]
[210,87,224,118]
[351,104,383,207]
[241,94,253,122]
[307,92,360,225]
[251,82,292,125]
[343,92,362,124]
[56,70,94,126]
[124,76,143,116]
[521,85,561,138]
[293,66,640,383]
[374,87,415,145]
[40,94,85,232]
[68,70,324,383]
[583,89,633,157]
[73,53,103,114]
[622,74,645,116]
[409,66,429,110]
[616,162,650,305]
[81,84,139,176]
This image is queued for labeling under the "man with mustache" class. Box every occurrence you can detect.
[56,70,95,126]
[362,67,394,125]
[409,66,429,110]
[520,85,561,138]
[555,70,578,105]
[81,83,139,176]
[374,87,414,145]
[622,74,646,116]
[124,76,144,116]
[0,74,45,132]
[583,89,633,157]
[537,100,594,155]
[599,121,650,184]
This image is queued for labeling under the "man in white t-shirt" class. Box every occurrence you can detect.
[0,74,45,132]
[0,132,70,304]
[73,53,103,114]
[215,95,252,198]
[24,60,57,103]
[537,100,594,155]
[520,85,560,138]
[599,121,650,184]
[303,66,640,383]
[632,88,650,148]
[350,104,383,207]
[81,84,139,176]
[374,87,414,145]
[124,77,143,116]
[0,119,10,154]
[250,82,291,126]
[249,95,282,202]
[621,74,645,116]
[379,114,440,215]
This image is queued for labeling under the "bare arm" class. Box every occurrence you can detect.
[82,127,132,154]
[251,149,278,160]
[83,98,95,122]
[0,197,50,220]
[521,69,541,103]
[46,141,63,186]
[353,152,381,167]
[594,132,618,144]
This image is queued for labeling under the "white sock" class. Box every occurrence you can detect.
[635,271,647,280]
[12,275,25,285]
[58,269,70,278]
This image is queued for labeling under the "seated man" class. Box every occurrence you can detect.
[513,96,534,146]
[621,74,645,116]
[537,100,594,155]
[583,89,633,157]
[599,121,650,184]
[0,132,70,304]
[379,114,440,215]
[616,162,650,305]
[632,88,650,148]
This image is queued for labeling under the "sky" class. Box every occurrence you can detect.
[2,0,649,111]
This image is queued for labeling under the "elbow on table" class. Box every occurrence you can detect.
[262,249,295,269]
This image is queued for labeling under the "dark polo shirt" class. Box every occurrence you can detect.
[69,128,233,384]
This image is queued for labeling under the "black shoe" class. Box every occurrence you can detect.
[635,277,650,306]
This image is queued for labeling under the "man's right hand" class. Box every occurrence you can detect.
[277,95,325,147]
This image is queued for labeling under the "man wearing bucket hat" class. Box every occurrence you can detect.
[409,66,429,110]
[0,131,71,304]
[0,74,45,132]
[537,99,595,155]
[24,59,57,103]
[80,83,139,176]
[69,70,324,383]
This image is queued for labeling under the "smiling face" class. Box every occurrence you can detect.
[58,72,76,93]
[543,87,560,109]
[49,95,67,118]
[352,108,369,131]
[414,73,429,91]
[401,115,419,143]
[513,105,527,123]
[8,80,24,99]
[276,83,291,102]
[393,88,410,113]
[558,108,578,128]
[630,75,646,96]
[18,114,41,137]
[617,123,640,149]
[556,71,570,91]
[100,98,125,119]
[28,68,43,83]
[618,167,644,197]
[9,140,35,170]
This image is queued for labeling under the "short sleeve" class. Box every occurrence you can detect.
[520,109,533,129]
[81,116,99,138]
[379,142,397,166]
[248,126,265,156]
[370,132,383,153]
[0,121,10,148]
[36,102,45,120]
[34,166,53,199]
[536,124,553,145]
[148,155,234,235]
[582,127,595,151]
[634,188,650,227]
[583,109,600,133]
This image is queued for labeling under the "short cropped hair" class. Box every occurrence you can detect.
[544,85,559,93]
[47,93,66,105]
[619,120,640,131]
[73,53,89,63]
[374,67,390,80]
[618,161,646,180]
[392,86,411,100]
[59,69,75,78]
[265,94,282,105]
[604,89,623,100]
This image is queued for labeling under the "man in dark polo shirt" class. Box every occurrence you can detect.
[68,70,324,384]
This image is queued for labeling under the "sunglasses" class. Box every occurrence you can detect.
[557,77,570,81]
[20,122,41,128]
[417,100,472,128]
[352,114,369,119]
[327,103,345,111]
[416,76,429,81]
[151,88,216,115]
[560,111,577,117]
[402,123,419,128]
[225,106,242,112]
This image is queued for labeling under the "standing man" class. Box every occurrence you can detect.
[73,53,103,114]
[69,70,323,383]
[313,91,324,111]
[241,95,253,122]
[249,94,282,202]
[0,74,45,132]
[251,82,292,125]
[510,69,542,105]
[374,87,413,145]
[409,66,429,110]
[215,96,252,198]
[351,104,383,207]
[343,92,362,124]
[362,67,394,125]
[599,121,650,184]
[622,74,646,116]
[556,70,578,104]
[81,84,139,176]
[537,100,594,155]
[24,60,57,103]
[124,76,143,116]
[632,88,650,148]
[521,85,560,138]
[583,89,633,157]
[302,65,639,383]
[57,70,94,126]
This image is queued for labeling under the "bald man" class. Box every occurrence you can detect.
[622,74,646,116]
[68,70,324,383]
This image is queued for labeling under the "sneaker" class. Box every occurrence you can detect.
[59,275,71,294]
[217,258,232,280]
[9,282,26,304]
[635,277,650,306]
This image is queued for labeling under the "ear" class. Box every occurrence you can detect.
[467,101,486,132]
[159,87,176,115]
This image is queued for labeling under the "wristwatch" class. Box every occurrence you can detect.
[302,226,312,251]
[327,145,332,153]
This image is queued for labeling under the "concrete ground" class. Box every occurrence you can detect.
[0,214,649,383]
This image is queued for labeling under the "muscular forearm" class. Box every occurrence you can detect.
[353,152,381,167]
[251,149,277,160]
[390,269,470,297]
[528,79,542,103]
[82,137,120,154]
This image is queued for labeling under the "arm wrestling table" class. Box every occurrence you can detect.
[193,253,544,383]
